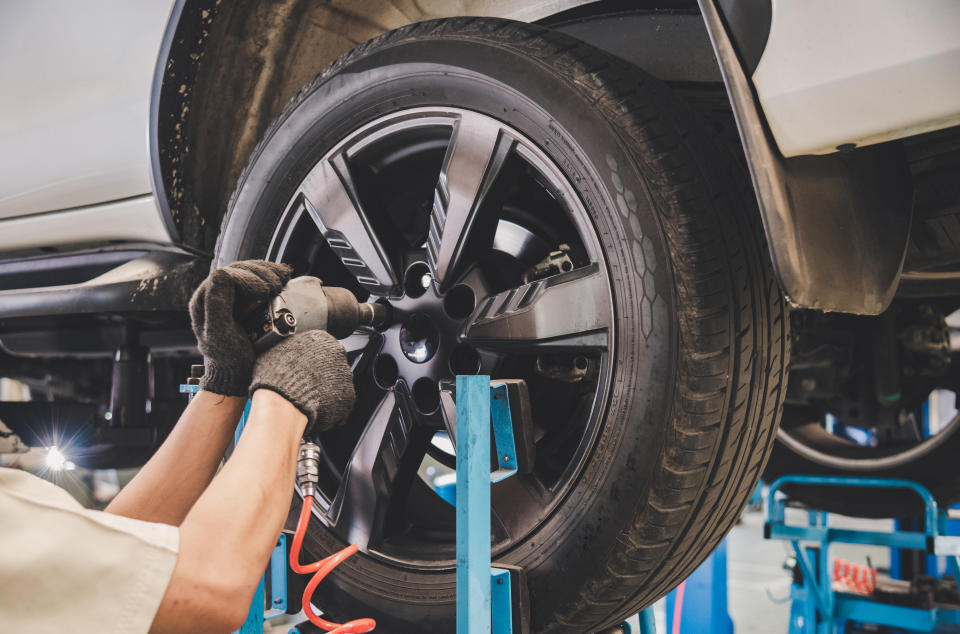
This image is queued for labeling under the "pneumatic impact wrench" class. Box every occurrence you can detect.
[242,275,390,352]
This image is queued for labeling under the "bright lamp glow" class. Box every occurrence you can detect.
[45,445,74,471]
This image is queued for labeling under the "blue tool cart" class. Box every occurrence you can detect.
[765,474,960,634]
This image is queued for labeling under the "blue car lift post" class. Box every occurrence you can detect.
[455,375,528,634]
[765,474,960,633]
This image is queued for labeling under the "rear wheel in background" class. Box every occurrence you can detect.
[764,404,960,517]
[765,304,960,518]
[216,18,789,633]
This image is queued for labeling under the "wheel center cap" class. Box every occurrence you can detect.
[398,313,440,364]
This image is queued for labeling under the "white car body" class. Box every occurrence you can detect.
[0,0,175,248]
[0,0,958,252]
[755,0,960,156]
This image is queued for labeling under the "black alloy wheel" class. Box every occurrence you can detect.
[266,105,616,564]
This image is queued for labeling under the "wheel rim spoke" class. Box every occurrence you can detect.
[462,263,611,351]
[341,331,375,368]
[326,390,426,552]
[417,384,459,447]
[299,154,400,296]
[427,111,515,289]
[438,387,458,447]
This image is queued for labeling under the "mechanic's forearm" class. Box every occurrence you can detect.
[150,390,305,633]
[105,391,246,524]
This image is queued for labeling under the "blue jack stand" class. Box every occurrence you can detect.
[765,475,960,633]
[454,375,728,634]
[456,375,528,634]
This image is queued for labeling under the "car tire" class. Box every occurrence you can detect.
[216,18,789,633]
[763,405,960,517]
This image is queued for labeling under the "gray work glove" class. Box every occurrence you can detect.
[189,260,293,396]
[249,330,356,434]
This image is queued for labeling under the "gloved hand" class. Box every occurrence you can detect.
[189,260,293,396]
[249,330,356,434]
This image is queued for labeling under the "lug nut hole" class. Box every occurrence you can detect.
[443,284,475,320]
[373,354,399,388]
[412,377,441,413]
[399,313,439,364]
[404,262,432,298]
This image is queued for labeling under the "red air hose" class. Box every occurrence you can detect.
[290,495,376,633]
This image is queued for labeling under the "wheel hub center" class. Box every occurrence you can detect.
[398,313,440,363]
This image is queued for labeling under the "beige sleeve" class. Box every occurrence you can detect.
[0,468,179,634]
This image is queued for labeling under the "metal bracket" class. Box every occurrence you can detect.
[489,381,519,483]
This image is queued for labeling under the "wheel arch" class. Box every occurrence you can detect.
[150,0,726,253]
[698,0,913,315]
[153,0,914,315]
